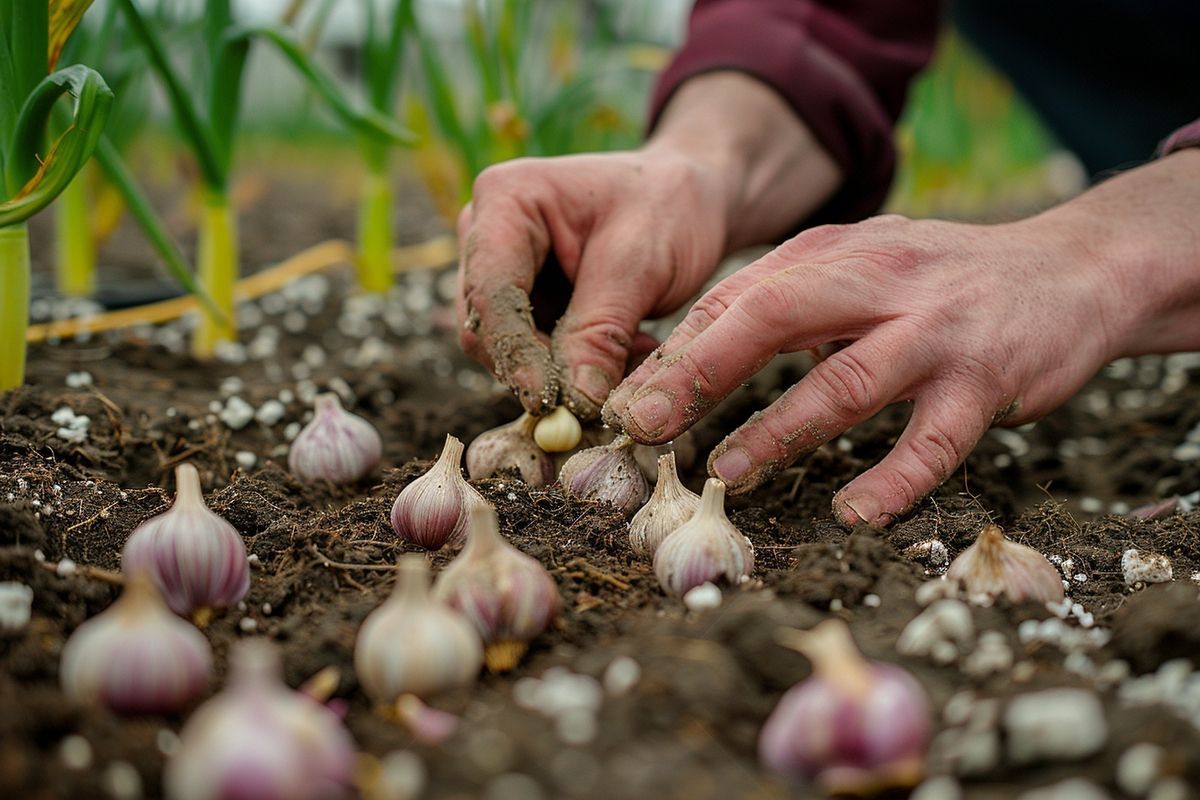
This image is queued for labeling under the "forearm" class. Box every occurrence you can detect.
[643,71,843,252]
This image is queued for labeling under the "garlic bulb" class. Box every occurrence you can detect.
[121,463,250,617]
[558,434,649,516]
[355,554,482,702]
[945,524,1064,605]
[761,619,931,795]
[165,640,356,800]
[391,434,486,550]
[433,505,561,672]
[288,393,383,484]
[532,406,582,452]
[60,572,212,714]
[629,452,701,557]
[653,478,753,596]
[466,413,557,487]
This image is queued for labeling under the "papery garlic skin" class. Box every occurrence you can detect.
[288,393,383,484]
[433,505,560,672]
[533,406,583,453]
[391,435,486,550]
[653,478,753,596]
[559,434,649,516]
[355,555,482,702]
[466,414,557,487]
[945,524,1064,605]
[61,573,211,714]
[760,619,931,795]
[165,640,356,800]
[122,463,250,616]
[629,452,701,557]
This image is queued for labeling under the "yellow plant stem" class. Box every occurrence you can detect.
[55,169,96,298]
[356,165,394,293]
[192,192,238,360]
[0,224,31,391]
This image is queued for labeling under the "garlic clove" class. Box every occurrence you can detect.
[164,640,356,800]
[466,413,557,487]
[945,524,1064,605]
[355,554,483,703]
[761,619,931,795]
[558,434,649,516]
[121,463,250,617]
[533,406,583,453]
[288,392,383,484]
[629,452,702,558]
[433,505,561,672]
[653,478,753,596]
[60,572,212,714]
[391,434,486,550]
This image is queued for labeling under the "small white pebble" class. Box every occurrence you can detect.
[254,399,286,426]
[247,553,260,565]
[155,728,180,756]
[65,371,93,388]
[828,598,844,612]
[219,397,255,430]
[59,734,93,769]
[284,422,302,442]
[56,558,77,578]
[1116,742,1163,797]
[602,656,641,696]
[1005,689,1107,764]
[555,707,597,745]
[0,582,34,630]
[262,603,272,615]
[863,593,881,608]
[234,451,257,470]
[239,617,258,633]
[1080,497,1103,513]
[376,750,426,800]
[683,582,722,612]
[102,761,143,800]
[1122,549,1173,586]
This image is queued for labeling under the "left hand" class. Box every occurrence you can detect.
[602,203,1142,526]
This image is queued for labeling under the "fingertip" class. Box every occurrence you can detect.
[832,488,895,528]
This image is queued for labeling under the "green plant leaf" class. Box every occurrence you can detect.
[48,0,96,70]
[0,64,112,227]
[0,1,50,174]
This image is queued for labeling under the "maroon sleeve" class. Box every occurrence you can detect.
[649,0,942,225]
[1159,118,1200,156]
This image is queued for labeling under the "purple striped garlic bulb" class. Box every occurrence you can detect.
[165,640,356,800]
[391,434,486,550]
[60,572,212,714]
[629,452,702,558]
[288,393,383,484]
[653,478,753,596]
[760,619,931,795]
[945,524,1065,606]
[122,463,250,617]
[354,554,483,702]
[466,413,556,487]
[558,434,649,516]
[433,505,560,672]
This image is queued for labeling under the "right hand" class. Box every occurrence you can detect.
[456,148,731,418]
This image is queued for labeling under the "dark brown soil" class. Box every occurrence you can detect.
[4,174,1200,799]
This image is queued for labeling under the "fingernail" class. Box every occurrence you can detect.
[627,391,672,436]
[836,494,891,527]
[572,365,613,406]
[712,448,751,484]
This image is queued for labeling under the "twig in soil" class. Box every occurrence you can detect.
[87,388,125,441]
[39,561,123,586]
[562,557,632,591]
[309,544,397,572]
[159,434,222,471]
[785,467,808,502]
[67,502,118,533]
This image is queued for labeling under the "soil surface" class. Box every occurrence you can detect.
[4,174,1200,800]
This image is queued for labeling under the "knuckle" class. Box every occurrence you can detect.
[675,346,722,402]
[906,425,964,480]
[471,159,534,197]
[680,292,731,337]
[877,465,922,512]
[809,350,878,419]
[562,316,633,363]
[740,275,797,315]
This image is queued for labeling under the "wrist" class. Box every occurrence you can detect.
[643,71,843,251]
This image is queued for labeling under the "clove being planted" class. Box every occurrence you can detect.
[121,463,250,617]
[288,393,383,484]
[60,572,212,714]
[165,640,356,800]
[466,413,556,487]
[355,554,483,702]
[558,434,648,516]
[532,406,583,453]
[628,452,701,558]
[391,434,486,550]
[760,619,931,795]
[653,478,753,596]
[433,505,560,672]
[945,524,1064,605]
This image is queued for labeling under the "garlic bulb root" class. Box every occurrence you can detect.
[653,478,753,596]
[629,452,701,557]
[945,524,1064,605]
[288,393,383,484]
[391,434,486,550]
[466,414,557,487]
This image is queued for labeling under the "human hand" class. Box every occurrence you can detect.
[603,211,1132,526]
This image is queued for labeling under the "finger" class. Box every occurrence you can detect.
[458,168,559,414]
[832,384,997,527]
[705,330,932,493]
[610,261,878,443]
[455,203,495,372]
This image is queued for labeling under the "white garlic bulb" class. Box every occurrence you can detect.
[629,452,701,557]
[945,524,1064,605]
[466,413,557,487]
[532,406,582,452]
[61,572,212,714]
[355,554,483,702]
[391,434,486,550]
[558,434,648,516]
[121,463,250,617]
[165,640,356,800]
[433,505,561,672]
[653,478,753,597]
[288,393,383,484]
